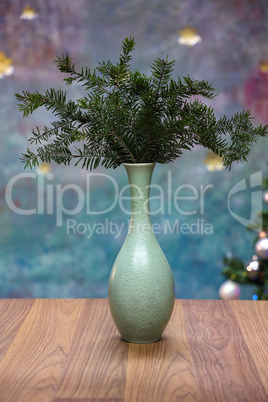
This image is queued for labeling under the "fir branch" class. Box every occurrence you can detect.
[55,55,113,96]
[29,121,75,144]
[85,100,136,163]
[16,36,268,170]
[100,63,138,139]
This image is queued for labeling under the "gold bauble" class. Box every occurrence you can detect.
[37,163,51,174]
[203,151,224,171]
[178,26,202,46]
[259,61,268,73]
[20,4,38,20]
[0,52,14,78]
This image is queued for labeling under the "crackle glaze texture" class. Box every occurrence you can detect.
[108,163,175,343]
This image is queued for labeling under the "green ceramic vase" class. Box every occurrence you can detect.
[108,163,175,343]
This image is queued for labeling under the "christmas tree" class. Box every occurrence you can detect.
[221,169,268,300]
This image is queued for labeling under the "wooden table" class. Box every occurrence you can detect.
[0,299,267,402]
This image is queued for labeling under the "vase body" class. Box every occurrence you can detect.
[108,163,175,343]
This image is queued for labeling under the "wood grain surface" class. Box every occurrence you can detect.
[0,299,267,402]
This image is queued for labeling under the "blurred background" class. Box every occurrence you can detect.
[0,0,268,299]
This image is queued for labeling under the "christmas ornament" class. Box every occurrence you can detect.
[203,151,223,171]
[0,52,14,78]
[255,237,268,260]
[20,4,38,20]
[219,280,241,300]
[245,256,260,280]
[264,191,268,204]
[178,26,201,46]
[37,163,51,175]
[259,61,268,73]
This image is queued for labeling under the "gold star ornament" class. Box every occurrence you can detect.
[203,151,224,171]
[178,26,202,46]
[20,4,38,20]
[0,52,14,78]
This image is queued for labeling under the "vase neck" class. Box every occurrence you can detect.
[124,163,155,230]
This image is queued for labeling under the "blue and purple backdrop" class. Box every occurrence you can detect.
[0,0,268,299]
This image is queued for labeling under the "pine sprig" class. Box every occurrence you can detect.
[16,36,268,170]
